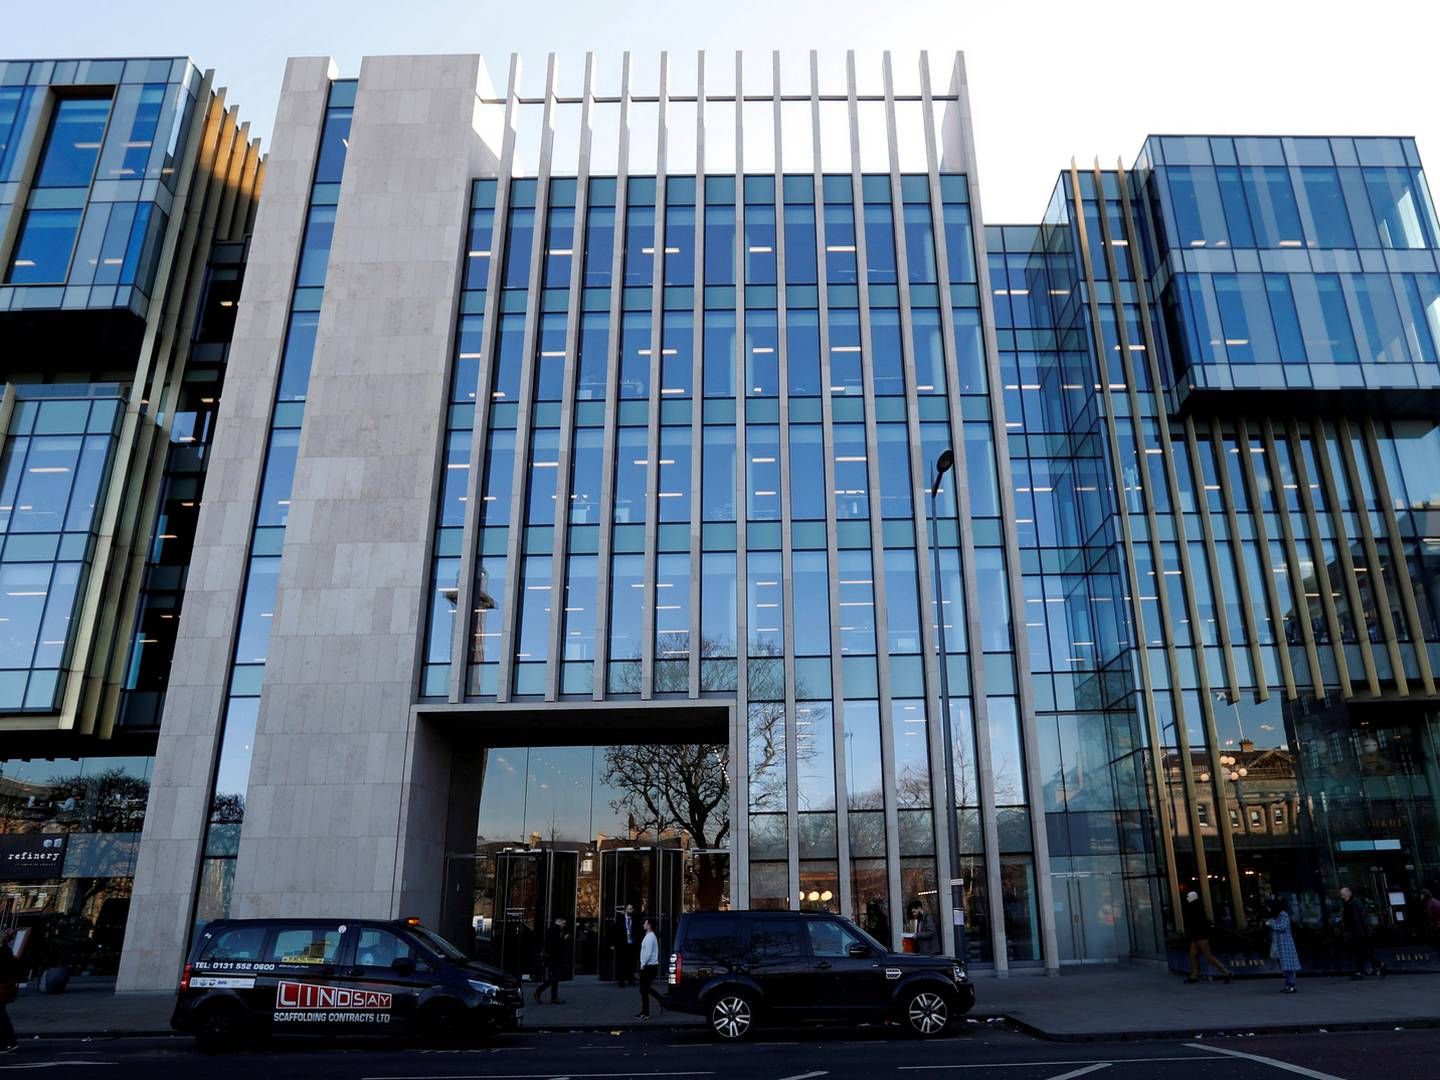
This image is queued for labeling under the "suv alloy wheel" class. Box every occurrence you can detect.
[708,991,754,1041]
[902,987,951,1037]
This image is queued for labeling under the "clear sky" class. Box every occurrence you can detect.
[7,0,1439,222]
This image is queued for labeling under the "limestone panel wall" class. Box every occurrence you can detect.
[229,55,493,922]
[117,56,338,993]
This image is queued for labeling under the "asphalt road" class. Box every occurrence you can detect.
[7,1025,1435,1079]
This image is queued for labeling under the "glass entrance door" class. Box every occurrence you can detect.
[492,848,580,980]
[1052,868,1128,963]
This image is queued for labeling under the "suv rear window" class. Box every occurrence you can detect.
[201,926,266,963]
[680,916,740,961]
[266,927,342,966]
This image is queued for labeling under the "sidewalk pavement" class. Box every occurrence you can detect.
[9,966,1439,1041]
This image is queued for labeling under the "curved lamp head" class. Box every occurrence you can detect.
[930,448,955,498]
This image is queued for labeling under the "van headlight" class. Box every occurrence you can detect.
[468,979,501,1000]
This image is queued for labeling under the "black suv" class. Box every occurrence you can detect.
[664,910,974,1040]
[173,917,522,1051]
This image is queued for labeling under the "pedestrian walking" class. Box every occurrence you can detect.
[908,900,941,956]
[1340,886,1382,979]
[1420,888,1440,945]
[1181,890,1232,984]
[532,916,570,1006]
[1265,897,1301,993]
[635,917,666,1020]
[0,928,19,1054]
[614,904,638,987]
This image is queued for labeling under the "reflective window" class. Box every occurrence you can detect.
[491,315,525,402]
[788,425,825,521]
[655,553,691,660]
[792,550,831,658]
[576,312,609,401]
[661,311,694,397]
[903,201,937,284]
[702,424,737,521]
[745,203,777,285]
[911,309,944,395]
[704,310,737,397]
[747,551,784,656]
[747,424,781,521]
[1298,167,1355,248]
[1364,167,1439,248]
[664,203,695,286]
[704,203,736,285]
[8,208,82,284]
[787,310,821,396]
[623,204,655,287]
[568,428,603,524]
[701,551,738,658]
[876,424,913,519]
[563,555,598,660]
[534,313,566,402]
[613,426,648,524]
[745,310,779,397]
[828,310,863,395]
[832,423,869,519]
[36,96,110,188]
[584,203,615,287]
[657,426,691,522]
[526,428,560,525]
[502,206,536,289]
[313,103,352,185]
[837,550,876,655]
[863,200,897,284]
[543,204,574,289]
[824,201,858,284]
[619,312,651,399]
[871,309,904,396]
[515,554,552,663]
[884,549,923,654]
[784,201,817,284]
[608,553,645,665]
[480,428,516,525]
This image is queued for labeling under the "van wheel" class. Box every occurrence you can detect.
[419,999,469,1047]
[901,988,951,1037]
[193,1002,246,1053]
[708,991,755,1041]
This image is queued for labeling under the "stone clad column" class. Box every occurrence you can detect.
[117,56,337,993]
[229,54,499,923]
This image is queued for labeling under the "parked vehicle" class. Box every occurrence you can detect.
[173,917,522,1051]
[664,910,974,1040]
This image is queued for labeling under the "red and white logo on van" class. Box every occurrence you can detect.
[276,981,392,1010]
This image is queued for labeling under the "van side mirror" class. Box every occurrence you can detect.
[390,956,416,975]
[847,943,872,958]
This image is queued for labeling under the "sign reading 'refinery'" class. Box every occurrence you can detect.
[0,834,67,881]
[275,981,392,1010]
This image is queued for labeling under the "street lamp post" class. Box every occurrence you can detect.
[928,449,965,960]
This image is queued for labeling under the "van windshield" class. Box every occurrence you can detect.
[408,925,468,962]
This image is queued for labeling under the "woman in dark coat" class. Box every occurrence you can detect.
[1182,890,1232,983]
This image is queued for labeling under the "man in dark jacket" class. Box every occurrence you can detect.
[614,904,638,988]
[0,928,19,1053]
[1182,890,1232,983]
[533,917,570,1005]
[1340,886,1382,978]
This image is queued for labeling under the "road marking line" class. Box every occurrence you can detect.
[1044,1066,1111,1080]
[1186,1043,1347,1080]
[899,1057,1203,1070]
[364,1073,715,1080]
[0,1065,116,1072]
[777,1072,829,1080]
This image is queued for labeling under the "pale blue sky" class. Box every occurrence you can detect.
[8,0,1439,221]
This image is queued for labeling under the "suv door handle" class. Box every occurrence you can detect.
[814,961,831,970]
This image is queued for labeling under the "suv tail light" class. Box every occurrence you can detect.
[668,952,682,986]
[180,962,192,991]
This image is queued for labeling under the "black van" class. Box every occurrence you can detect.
[173,917,522,1051]
[664,910,974,1040]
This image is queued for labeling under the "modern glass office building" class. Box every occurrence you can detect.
[2,50,1435,990]
[0,56,262,971]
